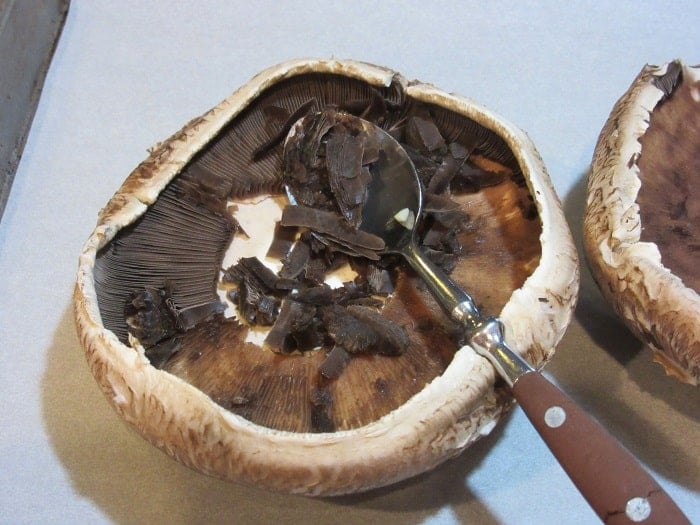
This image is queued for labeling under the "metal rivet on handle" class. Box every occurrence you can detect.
[544,406,566,428]
[625,497,651,522]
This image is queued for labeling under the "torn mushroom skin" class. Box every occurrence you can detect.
[75,59,578,495]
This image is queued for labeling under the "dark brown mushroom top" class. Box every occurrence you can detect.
[93,72,541,433]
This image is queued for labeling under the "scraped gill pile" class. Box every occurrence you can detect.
[94,73,541,432]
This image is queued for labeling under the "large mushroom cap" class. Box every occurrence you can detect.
[74,58,578,495]
[584,60,700,385]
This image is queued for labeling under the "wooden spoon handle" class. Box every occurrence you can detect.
[401,240,688,522]
[512,371,690,524]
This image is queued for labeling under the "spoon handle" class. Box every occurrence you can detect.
[402,241,481,326]
[513,371,690,524]
[402,241,689,523]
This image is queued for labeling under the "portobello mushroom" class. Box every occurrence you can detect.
[584,60,700,385]
[74,58,578,495]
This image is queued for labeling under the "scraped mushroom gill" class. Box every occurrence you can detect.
[93,72,541,432]
[637,63,700,292]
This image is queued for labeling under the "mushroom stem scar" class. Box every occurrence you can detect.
[393,208,415,230]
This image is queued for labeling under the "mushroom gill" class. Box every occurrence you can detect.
[92,71,541,433]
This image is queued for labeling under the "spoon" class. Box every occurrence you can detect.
[283,111,688,524]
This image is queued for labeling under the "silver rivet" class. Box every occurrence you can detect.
[544,406,566,428]
[625,497,651,522]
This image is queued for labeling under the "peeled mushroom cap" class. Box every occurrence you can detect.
[584,60,700,385]
[74,58,579,495]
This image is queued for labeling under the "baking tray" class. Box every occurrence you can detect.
[0,0,69,220]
